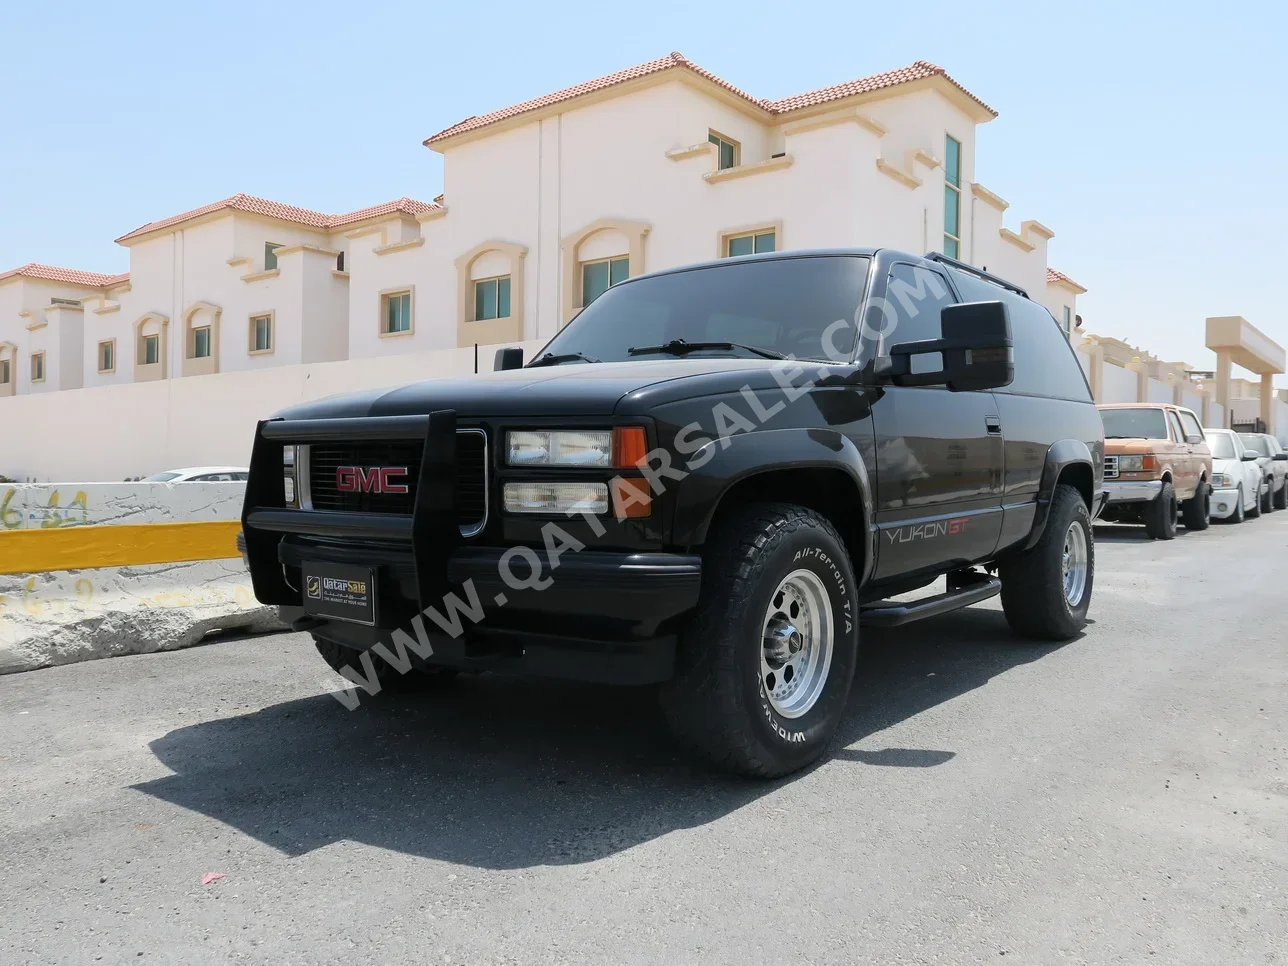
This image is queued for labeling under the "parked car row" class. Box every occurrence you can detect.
[1098,402,1286,537]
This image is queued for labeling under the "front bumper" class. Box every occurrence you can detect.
[1209,487,1240,519]
[241,411,700,685]
[1104,479,1163,504]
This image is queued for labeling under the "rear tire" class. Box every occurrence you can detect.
[1181,481,1210,531]
[1231,486,1246,524]
[659,502,859,779]
[1248,485,1262,518]
[1261,479,1275,514]
[313,636,458,695]
[1143,482,1178,540]
[999,484,1093,641]
[1275,480,1288,511]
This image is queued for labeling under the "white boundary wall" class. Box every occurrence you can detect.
[1,339,544,482]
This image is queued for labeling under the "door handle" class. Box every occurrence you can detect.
[985,416,1002,435]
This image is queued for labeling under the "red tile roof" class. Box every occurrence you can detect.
[424,52,995,145]
[0,262,129,288]
[115,193,438,244]
[1046,267,1086,292]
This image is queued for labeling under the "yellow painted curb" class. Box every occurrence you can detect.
[0,520,244,575]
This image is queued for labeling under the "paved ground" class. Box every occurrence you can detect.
[2,514,1286,966]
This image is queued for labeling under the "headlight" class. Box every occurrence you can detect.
[1212,473,1232,488]
[504,482,609,514]
[283,446,297,506]
[507,430,613,467]
[1118,455,1146,472]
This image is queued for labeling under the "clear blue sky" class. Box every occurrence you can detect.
[3,0,1285,380]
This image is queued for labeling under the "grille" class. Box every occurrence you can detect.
[1103,455,1119,480]
[304,429,488,536]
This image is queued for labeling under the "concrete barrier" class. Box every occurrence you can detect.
[0,482,282,674]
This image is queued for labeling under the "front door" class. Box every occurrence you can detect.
[868,261,1005,582]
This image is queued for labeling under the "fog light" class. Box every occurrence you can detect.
[1217,503,1228,513]
[504,482,609,515]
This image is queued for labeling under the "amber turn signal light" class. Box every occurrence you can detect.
[613,426,648,469]
[611,476,652,519]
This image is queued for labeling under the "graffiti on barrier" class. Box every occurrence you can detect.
[0,487,91,530]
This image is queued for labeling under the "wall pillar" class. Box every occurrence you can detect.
[1261,372,1275,434]
[1126,358,1149,403]
[1081,339,1104,402]
[1214,349,1232,417]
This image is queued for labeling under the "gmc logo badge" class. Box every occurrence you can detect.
[335,466,410,494]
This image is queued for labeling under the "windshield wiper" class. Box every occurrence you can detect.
[527,351,601,367]
[627,338,786,361]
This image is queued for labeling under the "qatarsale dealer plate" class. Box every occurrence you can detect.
[301,562,377,625]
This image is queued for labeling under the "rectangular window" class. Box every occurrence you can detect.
[193,326,212,359]
[708,131,740,170]
[51,297,80,307]
[264,242,282,271]
[97,340,114,373]
[582,256,629,307]
[31,352,45,383]
[383,291,412,333]
[474,276,511,320]
[142,334,160,366]
[251,315,273,352]
[726,230,776,258]
[944,134,962,259]
[1062,306,1072,335]
[0,359,9,384]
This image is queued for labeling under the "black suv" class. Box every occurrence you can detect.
[241,248,1107,778]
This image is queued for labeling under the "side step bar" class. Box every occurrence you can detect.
[860,576,1002,628]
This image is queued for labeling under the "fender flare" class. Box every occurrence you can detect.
[670,427,877,586]
[1024,437,1095,550]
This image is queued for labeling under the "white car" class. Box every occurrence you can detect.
[141,466,249,482]
[1203,430,1263,523]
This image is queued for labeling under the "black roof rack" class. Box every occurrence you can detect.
[923,252,1028,298]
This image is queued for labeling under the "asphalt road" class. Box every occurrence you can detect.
[2,514,1286,966]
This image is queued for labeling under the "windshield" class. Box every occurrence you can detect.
[1100,408,1168,440]
[1239,434,1269,456]
[1205,433,1237,460]
[536,255,870,364]
[142,472,182,482]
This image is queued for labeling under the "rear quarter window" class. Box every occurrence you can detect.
[947,268,1093,402]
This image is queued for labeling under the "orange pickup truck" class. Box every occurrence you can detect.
[1098,403,1214,539]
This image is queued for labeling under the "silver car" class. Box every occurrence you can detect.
[1237,434,1288,512]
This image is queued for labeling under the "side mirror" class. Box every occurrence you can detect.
[1273,452,1288,462]
[1185,434,1203,445]
[1242,449,1259,461]
[494,347,524,371]
[882,301,1014,392]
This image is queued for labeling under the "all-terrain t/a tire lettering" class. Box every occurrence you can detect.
[659,502,859,778]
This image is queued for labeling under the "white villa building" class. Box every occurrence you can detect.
[2,52,1082,398]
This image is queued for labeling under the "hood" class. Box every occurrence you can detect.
[1104,439,1161,455]
[1211,458,1244,477]
[273,358,795,421]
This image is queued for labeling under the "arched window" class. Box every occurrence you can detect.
[182,301,222,376]
[135,313,170,382]
[455,240,527,348]
[560,219,650,325]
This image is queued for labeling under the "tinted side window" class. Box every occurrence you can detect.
[883,263,956,347]
[947,268,1092,401]
[1178,410,1203,440]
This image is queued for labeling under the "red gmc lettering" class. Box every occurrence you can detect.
[335,466,409,494]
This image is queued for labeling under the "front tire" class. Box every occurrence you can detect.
[1261,479,1275,514]
[1275,480,1288,511]
[1143,481,1178,539]
[1181,480,1211,531]
[999,484,1094,640]
[1231,486,1246,523]
[660,502,859,779]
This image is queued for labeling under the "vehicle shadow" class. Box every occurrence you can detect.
[133,607,1068,869]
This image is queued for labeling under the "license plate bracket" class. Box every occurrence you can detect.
[301,561,377,625]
